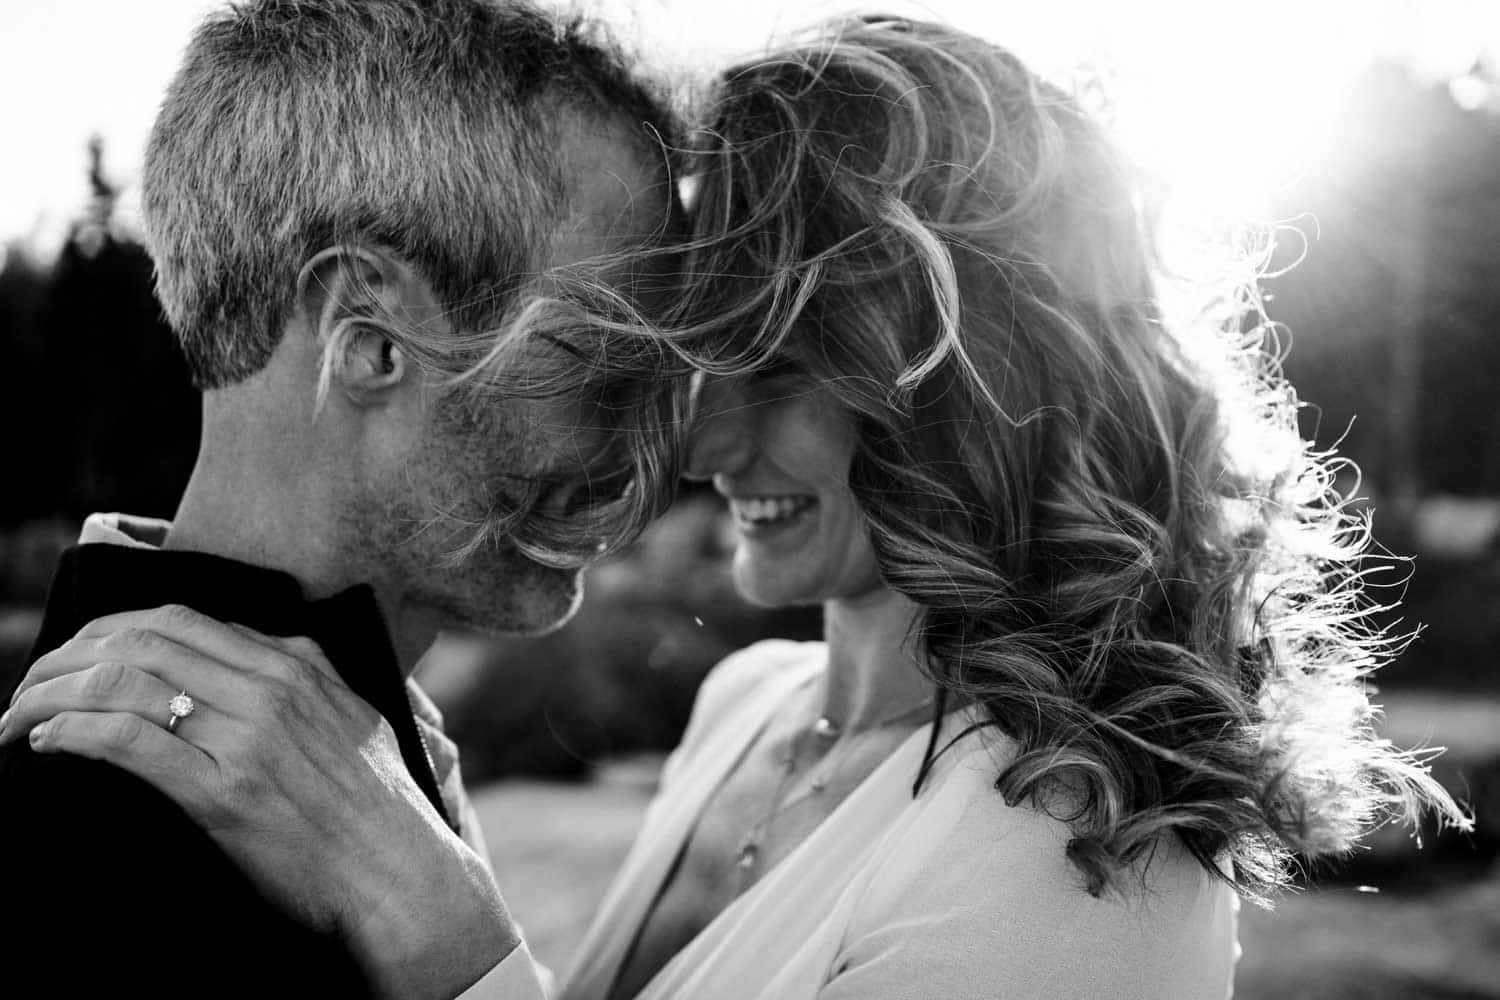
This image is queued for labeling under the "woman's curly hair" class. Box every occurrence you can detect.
[664,15,1468,901]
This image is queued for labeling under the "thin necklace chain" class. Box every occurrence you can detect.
[732,693,936,883]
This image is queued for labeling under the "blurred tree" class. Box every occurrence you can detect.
[1267,62,1500,500]
[2,137,199,527]
[1264,62,1500,692]
[0,240,53,525]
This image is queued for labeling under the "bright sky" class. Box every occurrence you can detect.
[2,0,1497,254]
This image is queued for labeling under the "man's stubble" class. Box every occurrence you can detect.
[345,389,587,639]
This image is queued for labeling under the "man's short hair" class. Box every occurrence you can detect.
[144,0,674,389]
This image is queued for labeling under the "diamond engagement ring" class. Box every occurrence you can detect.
[166,691,195,734]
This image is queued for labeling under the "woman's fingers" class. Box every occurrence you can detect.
[72,604,313,673]
[225,622,342,684]
[15,626,253,711]
[11,607,345,719]
[0,661,219,748]
[26,709,217,809]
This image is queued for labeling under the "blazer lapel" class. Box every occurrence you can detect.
[559,658,822,999]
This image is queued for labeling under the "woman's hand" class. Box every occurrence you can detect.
[0,604,519,999]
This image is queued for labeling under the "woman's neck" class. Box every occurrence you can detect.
[819,587,932,732]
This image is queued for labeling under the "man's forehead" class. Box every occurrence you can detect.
[545,110,677,269]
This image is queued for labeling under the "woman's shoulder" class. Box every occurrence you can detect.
[688,640,823,726]
[918,729,1234,919]
[704,637,823,690]
[671,640,825,760]
[833,726,1239,997]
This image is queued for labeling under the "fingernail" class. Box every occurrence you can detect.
[28,722,50,749]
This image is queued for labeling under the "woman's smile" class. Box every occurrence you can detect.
[727,494,818,534]
[686,378,886,608]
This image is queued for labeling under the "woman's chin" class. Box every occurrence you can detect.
[730,552,825,609]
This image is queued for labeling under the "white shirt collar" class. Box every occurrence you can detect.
[78,512,173,549]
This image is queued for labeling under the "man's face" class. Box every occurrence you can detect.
[353,121,673,636]
[359,364,613,636]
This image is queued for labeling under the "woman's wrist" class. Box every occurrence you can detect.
[344,820,522,999]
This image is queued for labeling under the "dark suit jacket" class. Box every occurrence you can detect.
[0,543,456,998]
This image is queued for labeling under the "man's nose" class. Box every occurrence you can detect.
[684,378,755,481]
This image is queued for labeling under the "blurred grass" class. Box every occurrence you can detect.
[474,774,658,978]
[1236,877,1500,999]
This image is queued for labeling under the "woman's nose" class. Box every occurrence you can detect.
[684,378,755,481]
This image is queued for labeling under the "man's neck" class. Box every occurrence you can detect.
[165,399,435,675]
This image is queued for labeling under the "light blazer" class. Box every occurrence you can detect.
[561,640,1239,1000]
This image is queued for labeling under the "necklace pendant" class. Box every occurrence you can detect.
[812,716,840,739]
[737,842,760,870]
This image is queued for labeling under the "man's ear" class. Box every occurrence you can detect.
[294,245,417,407]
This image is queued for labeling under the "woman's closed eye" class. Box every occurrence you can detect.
[743,363,813,404]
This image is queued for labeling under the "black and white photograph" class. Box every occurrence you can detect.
[1,1,1496,996]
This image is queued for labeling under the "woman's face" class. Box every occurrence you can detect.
[685,371,885,608]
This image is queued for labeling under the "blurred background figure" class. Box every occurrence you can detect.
[2,2,1499,997]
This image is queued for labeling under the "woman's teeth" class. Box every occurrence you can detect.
[731,496,815,526]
